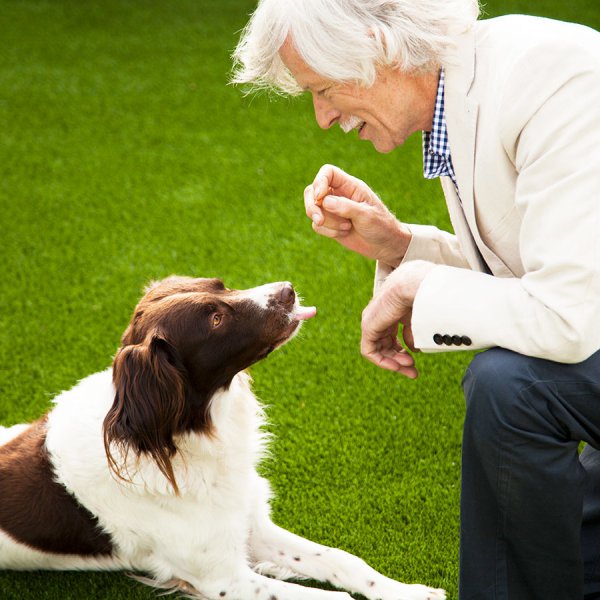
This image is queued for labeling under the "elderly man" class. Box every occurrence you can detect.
[233,1,600,598]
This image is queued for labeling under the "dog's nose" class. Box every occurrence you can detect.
[277,282,295,308]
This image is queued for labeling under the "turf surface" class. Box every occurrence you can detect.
[0,1,598,598]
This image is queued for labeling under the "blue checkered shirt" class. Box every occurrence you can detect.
[422,68,459,193]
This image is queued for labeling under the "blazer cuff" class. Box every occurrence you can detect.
[411,266,485,352]
[374,223,469,295]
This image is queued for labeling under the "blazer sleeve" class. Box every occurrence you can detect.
[410,34,600,363]
[374,222,471,292]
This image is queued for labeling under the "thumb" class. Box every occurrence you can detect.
[321,195,367,220]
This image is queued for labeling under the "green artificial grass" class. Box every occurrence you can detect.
[0,1,598,598]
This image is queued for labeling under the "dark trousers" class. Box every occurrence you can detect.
[459,347,600,600]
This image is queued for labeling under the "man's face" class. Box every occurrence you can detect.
[279,38,438,154]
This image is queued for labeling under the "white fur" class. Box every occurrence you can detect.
[0,369,444,600]
[238,281,286,309]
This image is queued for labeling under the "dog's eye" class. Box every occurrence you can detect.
[211,313,223,328]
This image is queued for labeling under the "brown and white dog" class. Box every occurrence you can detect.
[0,276,444,600]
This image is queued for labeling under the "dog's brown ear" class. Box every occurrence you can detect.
[103,333,187,494]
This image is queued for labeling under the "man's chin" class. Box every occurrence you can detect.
[369,133,407,153]
[370,139,397,154]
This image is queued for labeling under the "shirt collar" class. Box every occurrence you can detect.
[427,68,449,157]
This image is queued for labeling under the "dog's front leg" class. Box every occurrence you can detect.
[249,520,445,600]
[187,567,353,600]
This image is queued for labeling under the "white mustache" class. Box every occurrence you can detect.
[339,115,364,133]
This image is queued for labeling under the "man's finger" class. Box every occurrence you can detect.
[304,184,325,224]
[315,164,348,191]
[312,221,353,239]
[363,349,418,378]
[315,164,362,199]
[402,324,418,353]
[321,195,367,219]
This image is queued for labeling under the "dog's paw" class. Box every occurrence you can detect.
[253,560,305,580]
[372,581,445,600]
[396,584,446,600]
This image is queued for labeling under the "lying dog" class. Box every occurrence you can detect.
[0,276,444,600]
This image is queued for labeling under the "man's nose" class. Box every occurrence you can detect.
[312,94,339,130]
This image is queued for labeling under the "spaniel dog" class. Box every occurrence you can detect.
[0,276,444,600]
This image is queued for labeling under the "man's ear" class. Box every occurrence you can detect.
[103,333,188,494]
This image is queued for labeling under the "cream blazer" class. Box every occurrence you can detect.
[375,15,600,362]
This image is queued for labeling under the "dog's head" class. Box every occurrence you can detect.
[103,276,316,492]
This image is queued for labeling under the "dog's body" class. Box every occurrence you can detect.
[0,277,444,600]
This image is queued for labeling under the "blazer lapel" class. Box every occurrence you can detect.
[442,28,513,276]
[439,178,490,273]
[443,27,479,230]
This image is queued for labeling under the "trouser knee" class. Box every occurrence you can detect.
[460,347,541,455]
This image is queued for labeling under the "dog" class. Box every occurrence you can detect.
[0,276,445,600]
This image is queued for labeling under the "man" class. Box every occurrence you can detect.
[232,1,600,598]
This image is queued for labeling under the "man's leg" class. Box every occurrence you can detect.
[581,444,600,598]
[459,347,600,600]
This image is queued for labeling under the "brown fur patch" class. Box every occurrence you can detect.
[0,418,113,556]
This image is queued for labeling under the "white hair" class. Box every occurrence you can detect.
[232,0,480,94]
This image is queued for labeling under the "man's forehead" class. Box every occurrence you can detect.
[279,36,330,91]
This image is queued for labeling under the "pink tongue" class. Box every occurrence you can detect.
[295,306,317,320]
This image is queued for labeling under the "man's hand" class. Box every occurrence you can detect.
[304,164,412,268]
[361,260,436,378]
